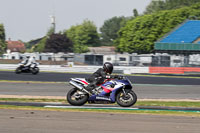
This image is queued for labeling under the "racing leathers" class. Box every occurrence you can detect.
[21,57,36,68]
[85,68,120,92]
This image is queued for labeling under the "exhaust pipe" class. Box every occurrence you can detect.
[69,80,92,95]
[69,81,84,90]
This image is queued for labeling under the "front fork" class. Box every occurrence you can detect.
[122,86,127,95]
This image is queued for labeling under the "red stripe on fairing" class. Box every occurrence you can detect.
[102,86,115,93]
[102,86,111,93]
[79,80,88,85]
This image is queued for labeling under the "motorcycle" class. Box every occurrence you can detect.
[15,63,39,75]
[67,76,137,107]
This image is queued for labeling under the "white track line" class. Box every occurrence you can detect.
[44,105,139,110]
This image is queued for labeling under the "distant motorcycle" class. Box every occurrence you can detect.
[67,76,137,107]
[15,63,39,75]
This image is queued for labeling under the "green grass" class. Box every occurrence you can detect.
[0,69,14,72]
[0,80,67,84]
[135,101,200,108]
[0,98,200,116]
[0,98,200,107]
[0,98,67,103]
[0,104,200,117]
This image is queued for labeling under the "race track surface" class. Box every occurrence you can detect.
[0,82,200,100]
[1,71,200,133]
[1,71,200,85]
[1,71,200,100]
[0,109,200,133]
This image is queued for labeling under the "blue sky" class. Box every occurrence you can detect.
[0,0,151,42]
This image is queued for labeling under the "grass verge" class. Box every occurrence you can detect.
[0,104,199,117]
[0,98,67,103]
[0,98,200,117]
[136,100,200,108]
[0,98,200,108]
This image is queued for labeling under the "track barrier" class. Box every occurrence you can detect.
[0,64,200,74]
[149,67,200,74]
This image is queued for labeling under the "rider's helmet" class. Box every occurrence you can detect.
[103,62,113,74]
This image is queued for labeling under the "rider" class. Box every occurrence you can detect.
[85,62,121,93]
[21,56,36,68]
[20,56,30,66]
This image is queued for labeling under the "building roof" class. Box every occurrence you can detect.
[88,46,116,54]
[6,40,26,53]
[155,20,200,53]
[160,20,200,43]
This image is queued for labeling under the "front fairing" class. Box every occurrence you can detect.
[98,78,132,101]
[102,78,133,90]
[88,77,133,103]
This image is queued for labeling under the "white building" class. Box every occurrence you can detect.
[170,55,185,67]
[2,52,200,67]
[104,54,130,66]
[189,54,200,66]
[3,52,21,60]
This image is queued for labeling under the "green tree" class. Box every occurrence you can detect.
[46,26,55,36]
[144,0,200,14]
[32,26,57,52]
[116,3,200,54]
[0,24,6,55]
[32,37,47,52]
[44,33,73,53]
[133,9,139,17]
[65,20,100,53]
[100,16,128,46]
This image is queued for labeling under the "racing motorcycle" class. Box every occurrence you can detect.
[67,76,137,107]
[15,63,39,75]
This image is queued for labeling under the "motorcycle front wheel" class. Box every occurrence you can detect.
[116,90,137,107]
[31,67,39,75]
[67,88,89,106]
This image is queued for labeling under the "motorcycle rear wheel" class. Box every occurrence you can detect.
[116,90,137,107]
[15,67,21,74]
[67,88,88,106]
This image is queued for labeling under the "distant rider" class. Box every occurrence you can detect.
[21,56,36,68]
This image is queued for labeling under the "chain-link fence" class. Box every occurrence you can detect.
[112,54,200,67]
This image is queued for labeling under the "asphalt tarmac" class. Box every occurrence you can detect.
[0,109,200,133]
[1,71,200,85]
[0,82,200,100]
[1,71,200,133]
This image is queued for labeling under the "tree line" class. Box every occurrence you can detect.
[1,0,200,55]
[144,0,200,14]
[0,24,6,55]
[116,2,200,53]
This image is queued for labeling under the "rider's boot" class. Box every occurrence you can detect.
[85,85,93,92]
[85,83,99,95]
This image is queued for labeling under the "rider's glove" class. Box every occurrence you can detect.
[119,76,124,79]
[115,75,123,79]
